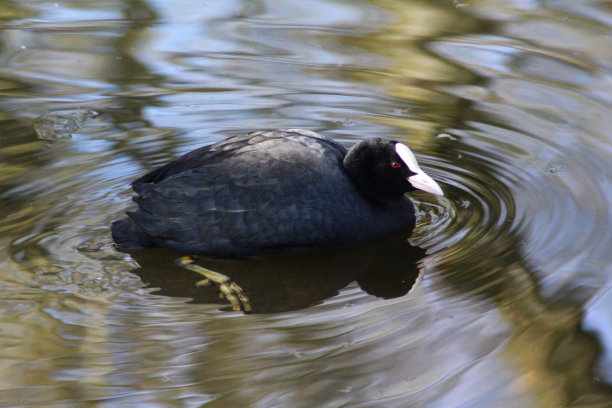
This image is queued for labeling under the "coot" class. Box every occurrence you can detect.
[112,129,443,257]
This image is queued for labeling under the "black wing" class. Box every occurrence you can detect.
[127,159,358,256]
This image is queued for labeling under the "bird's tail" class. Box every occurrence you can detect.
[111,215,154,249]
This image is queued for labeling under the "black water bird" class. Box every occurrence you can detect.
[112,128,443,255]
[111,129,443,310]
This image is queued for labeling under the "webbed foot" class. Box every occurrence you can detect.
[176,256,251,313]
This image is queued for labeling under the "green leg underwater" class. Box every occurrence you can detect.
[175,256,251,313]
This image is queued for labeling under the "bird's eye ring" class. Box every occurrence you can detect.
[391,162,401,169]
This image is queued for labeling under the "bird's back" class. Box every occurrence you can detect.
[131,129,346,188]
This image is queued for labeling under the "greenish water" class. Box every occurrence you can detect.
[1,0,611,407]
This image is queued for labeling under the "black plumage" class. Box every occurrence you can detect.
[111,129,443,256]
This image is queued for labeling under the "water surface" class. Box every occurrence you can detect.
[1,0,611,407]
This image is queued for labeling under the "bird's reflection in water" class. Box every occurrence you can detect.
[129,225,425,313]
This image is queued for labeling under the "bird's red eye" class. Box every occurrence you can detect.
[391,162,401,169]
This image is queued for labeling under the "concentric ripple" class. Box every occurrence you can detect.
[410,113,612,300]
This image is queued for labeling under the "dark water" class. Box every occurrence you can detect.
[1,0,611,407]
